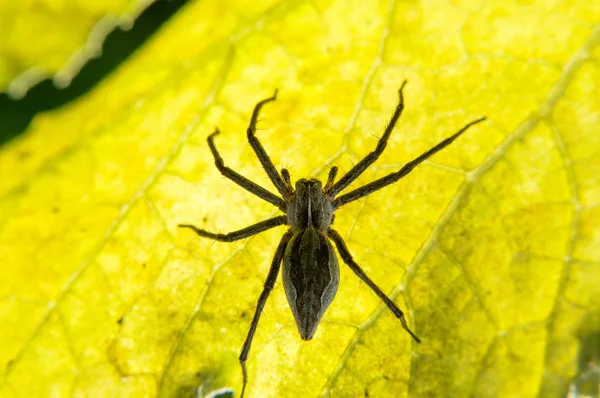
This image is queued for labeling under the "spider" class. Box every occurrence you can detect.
[179,81,485,396]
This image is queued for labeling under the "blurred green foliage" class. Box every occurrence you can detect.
[0,0,187,146]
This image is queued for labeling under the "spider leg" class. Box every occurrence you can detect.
[206,129,287,212]
[247,90,293,198]
[323,166,338,192]
[327,81,408,197]
[333,117,486,208]
[281,168,293,192]
[178,215,287,242]
[240,230,293,398]
[328,229,421,343]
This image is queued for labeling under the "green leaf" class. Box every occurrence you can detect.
[1,1,599,397]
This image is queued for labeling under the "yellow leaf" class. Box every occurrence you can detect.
[0,0,156,97]
[1,1,600,397]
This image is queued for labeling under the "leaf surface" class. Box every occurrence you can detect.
[0,0,156,97]
[1,1,599,397]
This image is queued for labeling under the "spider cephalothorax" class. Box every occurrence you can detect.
[179,81,485,397]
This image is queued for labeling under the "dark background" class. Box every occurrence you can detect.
[0,0,189,147]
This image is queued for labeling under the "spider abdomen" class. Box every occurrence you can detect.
[282,227,340,340]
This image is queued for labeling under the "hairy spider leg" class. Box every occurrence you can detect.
[281,168,293,192]
[178,215,288,242]
[327,81,408,197]
[328,229,421,343]
[333,116,486,208]
[246,90,293,199]
[323,166,338,192]
[205,128,287,212]
[240,230,294,398]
